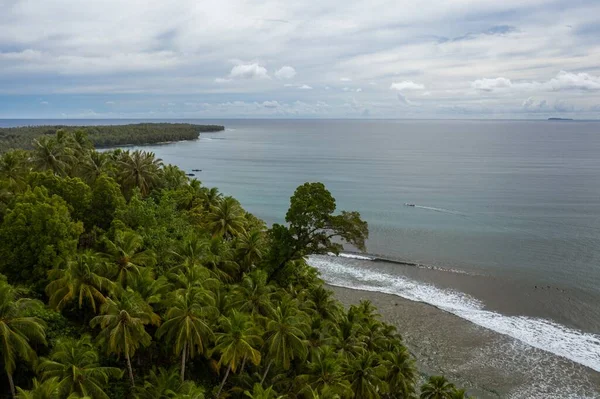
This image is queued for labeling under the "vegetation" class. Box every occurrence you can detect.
[0,128,471,398]
[0,123,224,153]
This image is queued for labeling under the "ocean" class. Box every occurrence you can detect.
[3,118,600,375]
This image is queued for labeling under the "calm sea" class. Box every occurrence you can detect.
[3,118,600,374]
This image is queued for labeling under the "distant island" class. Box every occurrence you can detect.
[0,123,224,153]
[548,117,574,121]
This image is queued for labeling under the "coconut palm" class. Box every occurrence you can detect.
[100,230,156,287]
[200,187,222,212]
[156,288,216,381]
[207,196,246,239]
[261,301,309,384]
[133,366,205,399]
[0,279,47,398]
[332,317,364,356]
[16,378,60,399]
[162,164,188,190]
[37,336,123,399]
[243,384,283,399]
[46,251,115,313]
[127,268,171,307]
[230,270,274,317]
[202,237,239,282]
[305,286,342,322]
[79,151,111,184]
[345,352,387,399]
[383,347,416,398]
[0,150,29,191]
[297,347,351,397]
[31,136,73,176]
[213,311,262,398]
[90,289,159,386]
[236,229,265,273]
[419,376,456,399]
[170,235,209,272]
[116,150,163,196]
[449,389,470,399]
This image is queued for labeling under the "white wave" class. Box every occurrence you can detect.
[414,205,463,215]
[307,255,600,372]
[327,252,374,261]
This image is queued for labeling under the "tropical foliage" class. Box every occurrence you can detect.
[0,129,470,399]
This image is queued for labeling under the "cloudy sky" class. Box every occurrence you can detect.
[1,0,600,119]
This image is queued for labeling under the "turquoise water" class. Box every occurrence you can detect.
[4,118,600,373]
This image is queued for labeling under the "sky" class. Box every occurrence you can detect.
[1,0,600,119]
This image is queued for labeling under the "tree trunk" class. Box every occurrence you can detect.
[260,360,273,385]
[7,372,15,399]
[126,352,135,386]
[216,364,231,398]
[240,355,247,374]
[180,342,187,382]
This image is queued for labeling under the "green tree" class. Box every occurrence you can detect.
[31,136,73,176]
[213,311,262,398]
[37,336,123,399]
[90,289,159,386]
[156,288,216,381]
[79,151,111,185]
[0,187,83,290]
[88,174,125,230]
[117,150,163,196]
[261,301,309,384]
[419,376,456,399]
[0,150,29,192]
[297,348,351,397]
[16,378,60,399]
[0,278,47,399]
[346,352,387,399]
[267,182,368,279]
[244,384,282,399]
[236,229,266,274]
[133,367,205,399]
[207,197,246,239]
[27,172,92,223]
[46,251,115,313]
[383,347,416,398]
[230,270,274,317]
[100,230,156,287]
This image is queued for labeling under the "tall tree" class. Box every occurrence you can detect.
[16,377,60,399]
[46,251,115,313]
[156,288,216,381]
[90,289,159,386]
[213,311,262,398]
[419,376,456,399]
[31,136,73,176]
[100,230,156,287]
[0,278,47,399]
[132,367,205,399]
[0,150,29,192]
[383,347,416,398]
[267,182,368,279]
[117,150,163,196]
[37,336,123,399]
[207,197,246,239]
[345,352,387,399]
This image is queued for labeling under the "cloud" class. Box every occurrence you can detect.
[215,78,231,83]
[275,66,296,80]
[284,83,312,89]
[228,63,270,80]
[40,101,49,105]
[472,77,513,92]
[390,81,425,91]
[340,77,352,82]
[546,71,600,91]
[298,84,312,90]
[397,93,415,106]
[105,101,115,105]
[261,100,281,108]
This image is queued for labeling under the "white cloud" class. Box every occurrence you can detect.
[472,77,513,91]
[275,66,296,80]
[40,101,49,105]
[262,100,281,108]
[298,84,312,90]
[228,63,270,80]
[390,81,425,91]
[215,77,231,83]
[105,101,115,105]
[546,71,600,91]
[340,77,352,82]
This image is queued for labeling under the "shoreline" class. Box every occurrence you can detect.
[327,284,600,399]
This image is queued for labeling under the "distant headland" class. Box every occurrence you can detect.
[548,117,574,121]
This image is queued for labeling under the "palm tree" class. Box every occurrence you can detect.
[116,150,163,196]
[261,301,309,384]
[200,187,222,212]
[46,251,115,313]
[332,317,364,356]
[202,237,239,282]
[345,352,387,399]
[383,347,416,398]
[419,376,456,399]
[213,311,262,398]
[243,384,282,399]
[133,367,205,399]
[297,348,351,397]
[79,151,111,184]
[0,279,47,399]
[170,235,209,272]
[231,270,274,317]
[0,150,29,191]
[162,165,188,190]
[31,136,73,176]
[449,389,470,399]
[37,336,123,399]
[156,288,216,381]
[305,287,342,322]
[100,230,156,287]
[90,289,159,386]
[16,378,60,399]
[127,268,171,307]
[236,229,265,273]
[207,197,246,239]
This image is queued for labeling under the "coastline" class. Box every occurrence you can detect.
[327,284,600,399]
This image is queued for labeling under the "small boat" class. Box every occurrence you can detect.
[191,169,202,172]
[186,173,195,177]
[404,203,415,207]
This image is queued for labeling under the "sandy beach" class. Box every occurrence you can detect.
[328,285,600,399]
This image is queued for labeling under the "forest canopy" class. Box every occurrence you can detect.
[0,123,224,153]
[0,128,470,399]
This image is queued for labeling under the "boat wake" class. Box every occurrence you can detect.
[413,205,464,215]
[308,254,600,373]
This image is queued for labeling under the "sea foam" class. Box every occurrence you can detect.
[307,255,600,372]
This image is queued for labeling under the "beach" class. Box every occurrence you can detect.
[328,285,600,399]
